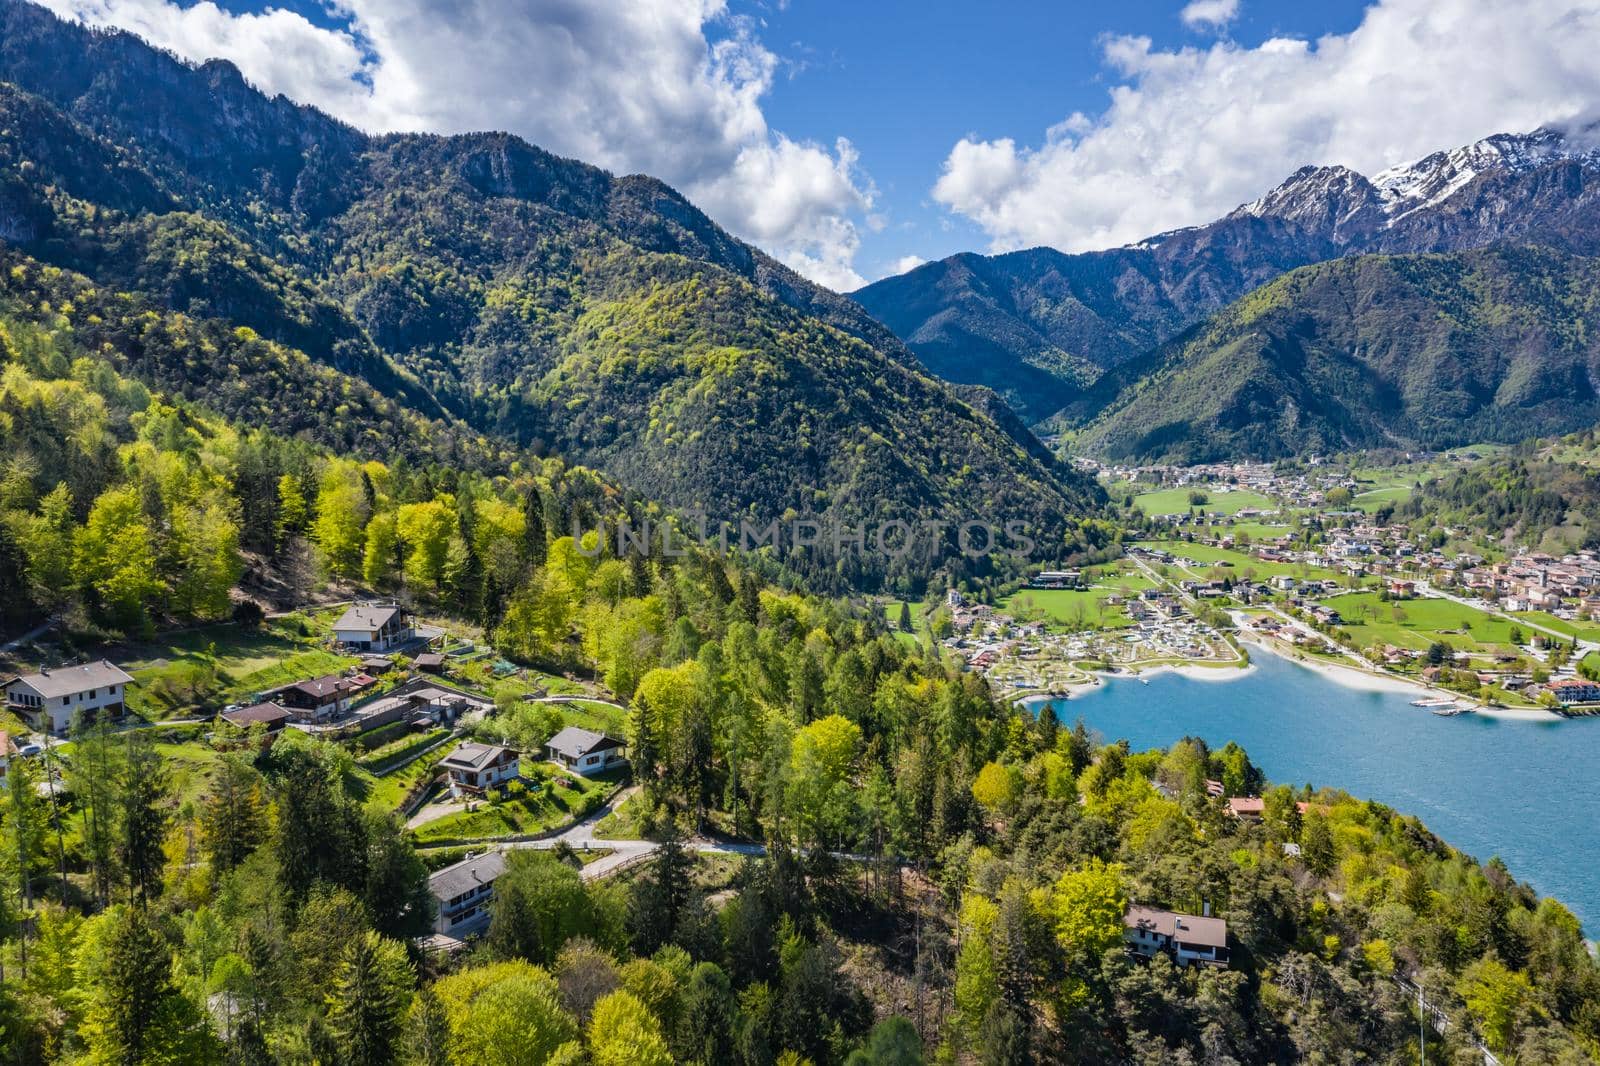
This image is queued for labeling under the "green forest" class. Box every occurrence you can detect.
[0,4,1597,1065]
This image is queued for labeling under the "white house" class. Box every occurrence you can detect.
[4,661,134,734]
[428,850,506,937]
[545,726,627,776]
[331,603,414,653]
[1124,905,1230,968]
[438,742,521,798]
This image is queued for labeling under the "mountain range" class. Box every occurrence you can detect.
[0,0,1105,590]
[854,124,1600,439]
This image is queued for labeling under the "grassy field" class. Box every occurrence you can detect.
[1137,540,1345,584]
[1509,612,1600,644]
[881,599,928,647]
[1134,487,1276,515]
[111,620,357,719]
[1352,486,1412,512]
[553,698,628,736]
[1321,592,1519,652]
[1004,587,1136,630]
[410,764,615,843]
[1226,521,1297,543]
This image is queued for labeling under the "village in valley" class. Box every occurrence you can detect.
[910,451,1600,716]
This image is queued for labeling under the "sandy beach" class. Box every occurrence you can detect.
[1240,636,1564,721]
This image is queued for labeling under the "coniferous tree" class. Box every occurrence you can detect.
[118,733,169,903]
[325,931,414,1066]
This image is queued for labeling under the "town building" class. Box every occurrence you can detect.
[1124,905,1230,967]
[4,661,134,734]
[439,742,521,797]
[428,850,506,937]
[332,603,415,653]
[545,727,627,776]
[1546,677,1600,706]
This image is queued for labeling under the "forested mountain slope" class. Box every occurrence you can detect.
[1074,246,1600,462]
[855,126,1600,425]
[0,0,1103,590]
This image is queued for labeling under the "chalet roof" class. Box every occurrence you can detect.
[546,726,624,760]
[1125,905,1228,949]
[333,603,407,632]
[6,661,133,699]
[439,742,517,772]
[220,703,292,728]
[287,675,350,699]
[428,850,506,900]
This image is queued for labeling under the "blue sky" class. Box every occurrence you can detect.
[39,0,1600,289]
[734,0,1372,274]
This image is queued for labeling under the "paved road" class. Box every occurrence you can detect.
[1416,581,1597,655]
[421,786,766,881]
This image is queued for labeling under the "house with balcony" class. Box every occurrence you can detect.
[332,603,415,653]
[428,850,506,937]
[439,742,521,797]
[4,661,134,734]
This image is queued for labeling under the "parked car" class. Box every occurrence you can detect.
[17,743,44,757]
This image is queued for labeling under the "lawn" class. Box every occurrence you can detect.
[1510,612,1600,644]
[409,763,616,844]
[1321,592,1520,652]
[555,698,629,736]
[113,620,357,719]
[1137,540,1344,583]
[1352,486,1412,512]
[1003,587,1136,630]
[1134,487,1277,516]
[882,599,927,647]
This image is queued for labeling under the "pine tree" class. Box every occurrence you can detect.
[898,600,913,632]
[522,485,547,569]
[405,986,452,1066]
[119,733,169,902]
[200,755,268,875]
[325,931,414,1066]
[85,905,215,1062]
[737,569,761,624]
[628,832,692,955]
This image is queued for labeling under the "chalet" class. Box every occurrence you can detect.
[1124,905,1229,968]
[546,727,627,776]
[428,850,506,937]
[1226,796,1265,820]
[4,661,134,734]
[439,742,521,797]
[332,603,414,653]
[219,702,292,733]
[414,653,447,674]
[265,675,356,722]
[1387,580,1416,599]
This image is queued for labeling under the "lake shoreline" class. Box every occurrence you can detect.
[1018,636,1562,724]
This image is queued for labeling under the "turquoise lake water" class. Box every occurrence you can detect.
[1029,648,1600,932]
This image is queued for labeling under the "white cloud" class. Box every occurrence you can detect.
[886,254,928,278]
[1180,0,1239,30]
[38,0,871,289]
[934,0,1600,254]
